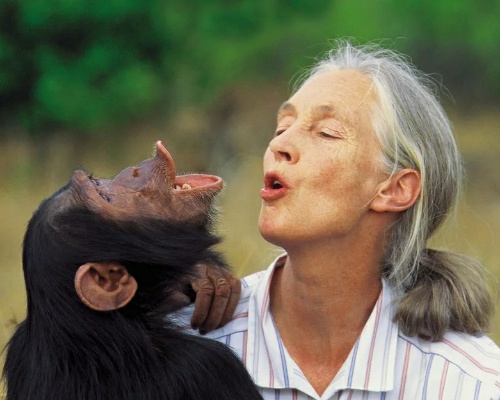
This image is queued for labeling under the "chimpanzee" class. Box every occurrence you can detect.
[3,141,262,400]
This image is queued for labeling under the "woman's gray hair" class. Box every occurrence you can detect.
[298,40,494,341]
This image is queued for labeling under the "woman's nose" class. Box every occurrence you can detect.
[268,130,298,163]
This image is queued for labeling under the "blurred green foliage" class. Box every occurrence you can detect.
[0,0,498,138]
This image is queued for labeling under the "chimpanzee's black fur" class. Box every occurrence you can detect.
[3,181,262,399]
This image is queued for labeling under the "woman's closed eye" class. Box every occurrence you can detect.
[319,131,334,138]
[318,129,342,139]
[275,127,288,136]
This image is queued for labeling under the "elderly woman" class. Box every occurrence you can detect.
[184,41,499,399]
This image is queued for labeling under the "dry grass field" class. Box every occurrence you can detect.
[0,105,499,397]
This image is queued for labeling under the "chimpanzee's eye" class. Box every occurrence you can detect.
[88,175,101,186]
[99,193,110,202]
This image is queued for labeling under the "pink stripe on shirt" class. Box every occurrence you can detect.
[439,360,449,399]
[364,290,384,389]
[442,338,498,375]
[398,342,412,400]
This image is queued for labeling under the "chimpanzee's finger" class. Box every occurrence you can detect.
[190,264,214,330]
[219,271,241,326]
[197,266,232,333]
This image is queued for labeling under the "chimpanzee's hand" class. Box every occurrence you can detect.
[189,262,241,334]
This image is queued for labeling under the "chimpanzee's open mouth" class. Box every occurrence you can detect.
[155,141,224,194]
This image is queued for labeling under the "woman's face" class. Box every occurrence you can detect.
[258,69,388,248]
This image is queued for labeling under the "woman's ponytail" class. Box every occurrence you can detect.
[394,249,495,341]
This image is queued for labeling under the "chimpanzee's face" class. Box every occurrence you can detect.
[69,141,223,224]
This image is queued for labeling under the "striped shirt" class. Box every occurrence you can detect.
[177,254,500,399]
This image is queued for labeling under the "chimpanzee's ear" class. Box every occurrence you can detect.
[74,262,138,311]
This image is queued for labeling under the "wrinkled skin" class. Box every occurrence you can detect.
[71,141,223,224]
[67,141,241,332]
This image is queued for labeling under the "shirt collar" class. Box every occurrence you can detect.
[326,278,399,394]
[246,253,399,396]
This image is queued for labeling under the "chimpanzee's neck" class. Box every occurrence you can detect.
[6,304,185,399]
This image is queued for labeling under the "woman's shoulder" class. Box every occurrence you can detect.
[400,330,500,387]
[241,269,267,291]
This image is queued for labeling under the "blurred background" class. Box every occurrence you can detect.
[1,0,499,391]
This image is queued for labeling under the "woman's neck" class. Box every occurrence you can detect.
[271,246,382,332]
[269,236,384,396]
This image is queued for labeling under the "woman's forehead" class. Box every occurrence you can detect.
[294,70,376,104]
[282,70,378,132]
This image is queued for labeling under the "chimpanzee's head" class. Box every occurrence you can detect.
[23,141,224,318]
[55,140,223,224]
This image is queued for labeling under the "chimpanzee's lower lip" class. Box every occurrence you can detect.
[173,174,224,193]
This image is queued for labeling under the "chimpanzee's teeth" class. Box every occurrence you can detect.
[272,180,282,189]
[175,184,192,190]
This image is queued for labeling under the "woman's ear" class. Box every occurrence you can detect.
[74,262,138,311]
[370,169,421,213]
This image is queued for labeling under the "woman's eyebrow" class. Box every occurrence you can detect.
[277,102,347,130]
[278,102,340,118]
[312,104,337,119]
[277,102,296,119]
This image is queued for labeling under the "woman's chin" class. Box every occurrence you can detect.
[258,224,290,248]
